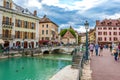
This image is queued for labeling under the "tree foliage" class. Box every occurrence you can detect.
[60,29,67,37]
[60,28,76,38]
[69,29,76,38]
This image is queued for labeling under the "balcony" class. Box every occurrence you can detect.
[2,21,13,29]
[0,34,15,40]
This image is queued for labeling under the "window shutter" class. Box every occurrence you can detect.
[4,0,6,7]
[10,18,12,25]
[10,2,12,9]
[34,23,36,29]
[3,16,5,24]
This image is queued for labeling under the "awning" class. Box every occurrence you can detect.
[39,40,49,44]
[0,39,4,44]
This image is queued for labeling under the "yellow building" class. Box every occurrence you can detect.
[39,15,59,44]
[88,29,96,43]
[0,0,39,48]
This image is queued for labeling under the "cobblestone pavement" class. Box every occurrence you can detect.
[91,49,120,80]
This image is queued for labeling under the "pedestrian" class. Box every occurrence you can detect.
[95,43,99,56]
[112,47,118,61]
[99,44,103,56]
[110,44,112,52]
[89,43,94,56]
[118,43,120,59]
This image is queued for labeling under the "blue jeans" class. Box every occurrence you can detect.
[95,49,98,56]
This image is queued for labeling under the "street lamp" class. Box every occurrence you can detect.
[84,21,89,60]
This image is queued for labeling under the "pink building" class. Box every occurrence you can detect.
[96,19,120,44]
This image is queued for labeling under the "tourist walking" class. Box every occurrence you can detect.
[89,43,94,56]
[118,43,120,59]
[95,43,99,56]
[99,44,103,56]
[110,44,112,52]
[112,47,118,61]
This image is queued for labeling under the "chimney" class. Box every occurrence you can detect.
[34,10,37,16]
[96,20,100,26]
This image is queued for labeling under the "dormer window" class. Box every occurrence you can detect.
[6,2,10,8]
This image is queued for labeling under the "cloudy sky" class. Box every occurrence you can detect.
[13,0,120,32]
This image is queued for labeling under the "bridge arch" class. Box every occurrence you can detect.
[43,50,49,54]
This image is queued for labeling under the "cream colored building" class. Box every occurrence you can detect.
[0,0,39,48]
[80,33,86,44]
[39,15,59,43]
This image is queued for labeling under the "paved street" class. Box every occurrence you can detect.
[91,49,120,80]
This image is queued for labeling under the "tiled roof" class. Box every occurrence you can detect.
[96,19,120,26]
[39,15,59,27]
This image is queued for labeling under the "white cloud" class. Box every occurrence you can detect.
[102,13,120,19]
[25,0,42,9]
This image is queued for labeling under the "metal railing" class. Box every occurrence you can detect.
[72,46,86,80]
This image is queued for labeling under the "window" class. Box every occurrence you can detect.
[5,30,9,38]
[46,24,48,28]
[31,23,35,29]
[113,32,117,35]
[18,20,21,27]
[24,21,27,28]
[109,37,111,41]
[103,32,107,35]
[42,30,44,35]
[42,25,44,28]
[104,37,106,41]
[17,31,20,38]
[114,37,117,41]
[98,37,102,41]
[6,2,10,8]
[109,32,111,35]
[25,32,27,39]
[6,17,9,25]
[46,30,48,34]
[42,37,44,40]
[45,37,49,40]
[113,27,117,30]
[119,32,120,35]
[109,27,112,30]
[31,33,34,39]
[119,28,120,30]
[98,28,102,30]
[98,32,102,35]
[103,27,107,30]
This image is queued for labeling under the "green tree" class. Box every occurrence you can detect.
[60,29,67,37]
[69,29,76,38]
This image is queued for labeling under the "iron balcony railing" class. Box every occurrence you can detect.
[2,21,13,29]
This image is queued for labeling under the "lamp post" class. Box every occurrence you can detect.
[84,21,89,60]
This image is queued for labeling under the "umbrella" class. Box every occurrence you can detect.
[0,39,4,44]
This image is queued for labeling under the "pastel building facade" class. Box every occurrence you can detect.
[96,19,120,44]
[0,0,39,48]
[39,15,59,43]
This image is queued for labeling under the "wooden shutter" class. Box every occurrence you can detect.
[3,16,5,24]
[4,0,6,7]
[34,23,36,30]
[10,2,12,9]
[10,18,12,25]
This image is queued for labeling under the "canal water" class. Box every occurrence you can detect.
[0,54,72,80]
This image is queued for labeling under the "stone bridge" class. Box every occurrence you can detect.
[40,46,75,54]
